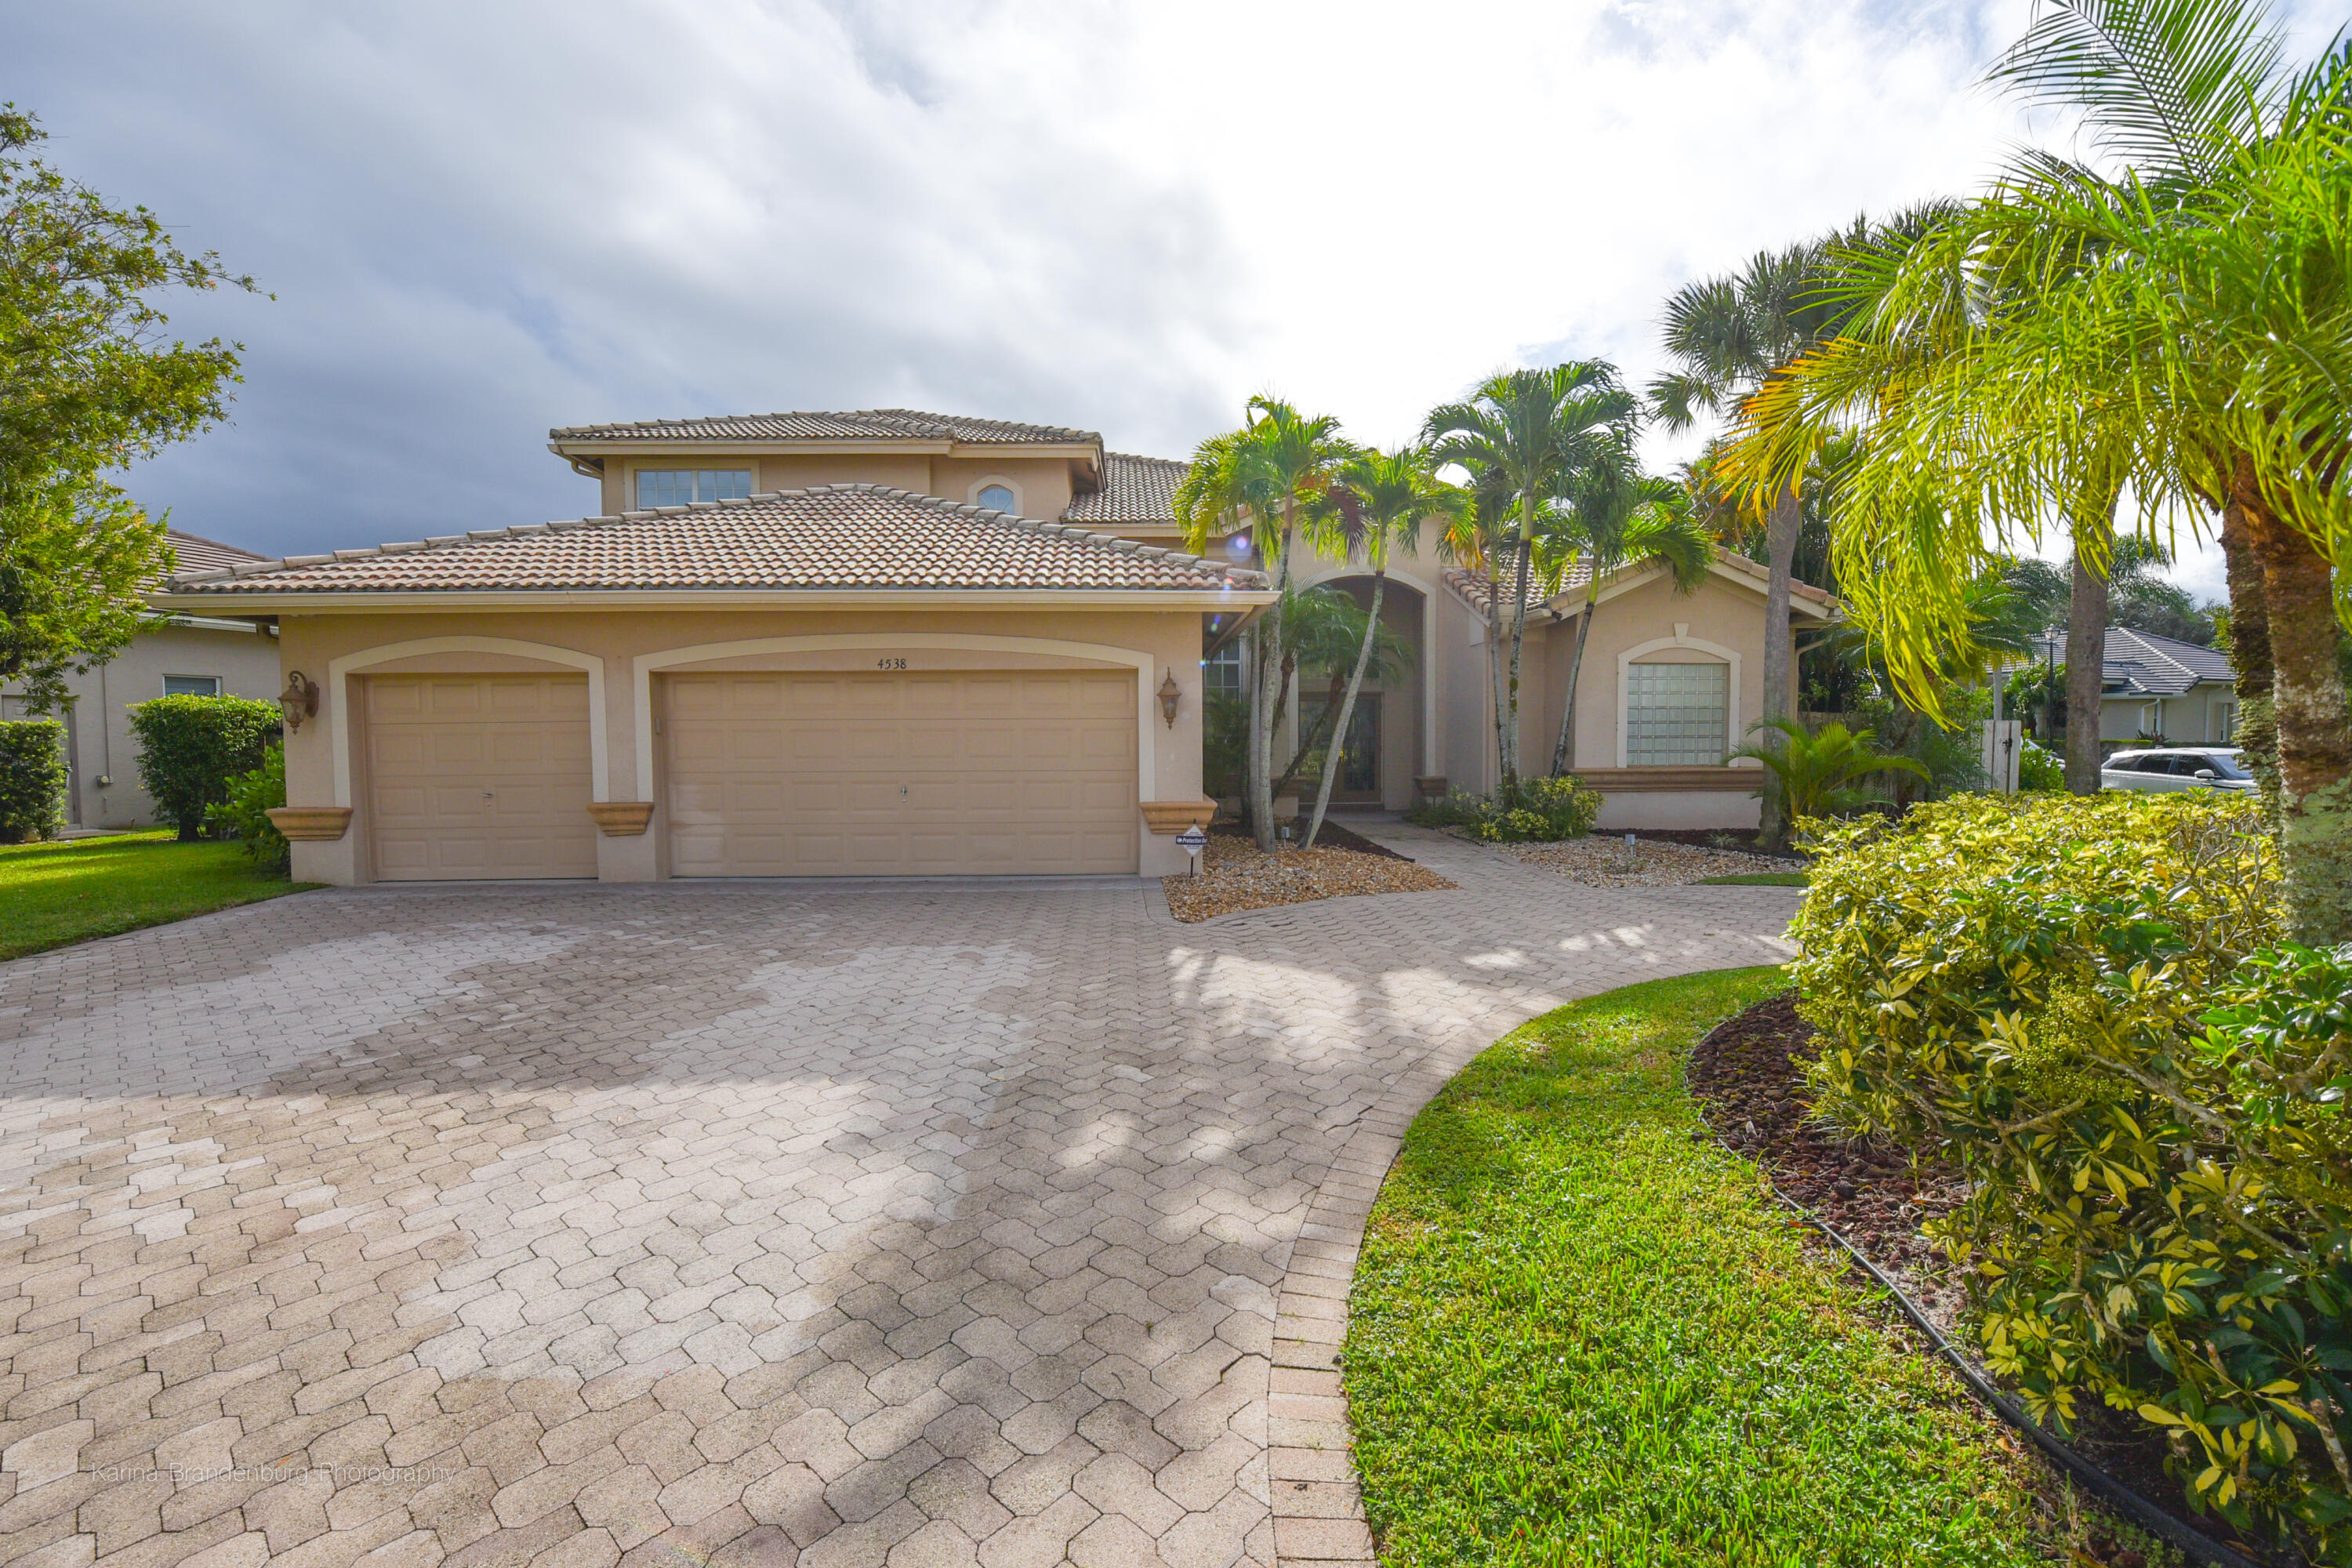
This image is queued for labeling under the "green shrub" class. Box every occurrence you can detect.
[1406,775,1605,842]
[1787,793,2352,1556]
[127,694,278,840]
[0,719,67,842]
[210,742,289,873]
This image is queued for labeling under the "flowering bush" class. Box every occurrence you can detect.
[1790,792,2352,1557]
[1406,775,1604,842]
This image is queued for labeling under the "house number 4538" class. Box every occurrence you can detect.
[875,657,907,670]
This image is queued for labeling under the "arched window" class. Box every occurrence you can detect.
[977,483,1017,514]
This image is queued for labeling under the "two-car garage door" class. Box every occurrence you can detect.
[359,667,1140,880]
[664,670,1138,876]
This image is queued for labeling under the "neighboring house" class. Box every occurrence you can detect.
[2,529,278,829]
[150,408,1828,885]
[2035,628,2238,748]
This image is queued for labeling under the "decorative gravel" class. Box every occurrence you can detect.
[1501,833,1802,887]
[1161,830,1456,922]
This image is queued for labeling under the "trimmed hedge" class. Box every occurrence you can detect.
[0,719,67,842]
[210,741,289,873]
[1788,793,2352,1558]
[127,695,278,840]
[1405,775,1605,842]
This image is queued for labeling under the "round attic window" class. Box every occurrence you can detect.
[978,484,1017,514]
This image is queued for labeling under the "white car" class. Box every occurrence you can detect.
[2100,747,2259,793]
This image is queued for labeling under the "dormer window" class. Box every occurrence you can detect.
[977,483,1017,514]
[637,469,751,509]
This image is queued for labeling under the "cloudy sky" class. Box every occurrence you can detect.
[13,0,2339,596]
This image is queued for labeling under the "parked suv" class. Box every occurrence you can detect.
[2100,747,2259,793]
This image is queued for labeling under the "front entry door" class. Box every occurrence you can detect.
[1306,695,1381,803]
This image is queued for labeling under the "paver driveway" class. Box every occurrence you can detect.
[0,823,1798,1568]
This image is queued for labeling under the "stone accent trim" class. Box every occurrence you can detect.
[265,806,352,840]
[586,800,656,836]
[1140,797,1217,833]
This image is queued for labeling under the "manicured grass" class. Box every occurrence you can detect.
[0,830,318,960]
[1344,967,2074,1566]
[1693,870,1809,886]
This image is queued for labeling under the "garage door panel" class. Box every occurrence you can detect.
[666,670,1137,876]
[365,674,597,881]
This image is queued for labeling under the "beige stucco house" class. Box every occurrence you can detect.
[3,530,281,829]
[150,408,1831,884]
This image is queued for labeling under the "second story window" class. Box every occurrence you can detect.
[976,483,1017,514]
[637,470,752,509]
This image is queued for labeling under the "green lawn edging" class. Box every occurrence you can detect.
[0,831,320,960]
[1341,967,2093,1566]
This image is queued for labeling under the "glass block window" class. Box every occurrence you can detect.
[1625,660,1728,766]
[162,675,223,697]
[636,469,752,508]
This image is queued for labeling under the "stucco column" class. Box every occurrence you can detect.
[597,654,658,881]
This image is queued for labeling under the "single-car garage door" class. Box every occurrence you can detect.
[364,674,599,880]
[666,670,1137,876]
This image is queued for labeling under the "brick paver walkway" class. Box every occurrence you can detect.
[0,822,1797,1568]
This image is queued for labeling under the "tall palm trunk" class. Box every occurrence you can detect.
[2222,455,2279,811]
[1303,573,1386,851]
[1550,575,1600,777]
[1487,597,1508,794]
[2240,487,2352,944]
[1756,485,1802,847]
[1247,507,1298,849]
[2064,488,2118,794]
[1502,514,1536,791]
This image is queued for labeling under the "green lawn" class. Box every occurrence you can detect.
[1693,870,1809,886]
[1343,968,2090,1567]
[0,831,318,961]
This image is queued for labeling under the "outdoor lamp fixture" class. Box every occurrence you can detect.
[1158,669,1182,728]
[279,671,320,733]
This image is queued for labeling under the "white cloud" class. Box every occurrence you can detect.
[13,0,2336,597]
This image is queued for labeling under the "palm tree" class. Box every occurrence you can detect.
[1731,0,2350,936]
[1651,243,1855,844]
[1424,363,1633,789]
[1298,447,1467,849]
[1541,441,1715,776]
[1176,397,1355,849]
[1728,717,1929,825]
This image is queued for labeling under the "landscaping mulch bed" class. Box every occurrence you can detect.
[1628,826,1809,862]
[1162,822,1454,922]
[1507,833,1803,889]
[1690,990,2280,1568]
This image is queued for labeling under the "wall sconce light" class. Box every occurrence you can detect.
[280,671,320,733]
[1158,669,1181,729]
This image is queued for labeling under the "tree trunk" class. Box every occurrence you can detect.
[2222,454,2279,813]
[1305,575,1385,850]
[2064,496,2115,795]
[1550,581,1599,778]
[1502,519,1535,793]
[2240,488,2352,944]
[1248,509,1298,850]
[1757,485,1802,848]
[1487,600,1508,797]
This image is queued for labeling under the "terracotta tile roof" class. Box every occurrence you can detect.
[1444,552,1835,622]
[1063,452,1185,527]
[162,529,266,578]
[548,408,1101,446]
[2043,627,2233,695]
[162,484,1267,597]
